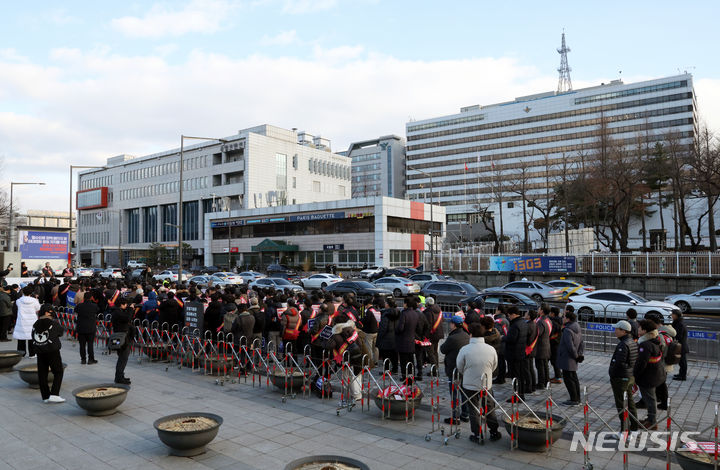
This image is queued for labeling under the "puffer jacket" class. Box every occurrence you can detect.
[609,334,638,378]
[13,295,41,340]
[483,328,502,356]
[282,308,302,340]
[556,321,584,372]
[658,325,677,373]
[440,327,470,379]
[329,320,361,366]
[634,331,666,388]
[232,311,255,344]
[376,307,399,351]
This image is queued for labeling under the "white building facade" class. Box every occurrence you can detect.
[204,197,444,269]
[405,74,699,250]
[343,135,406,199]
[77,125,351,267]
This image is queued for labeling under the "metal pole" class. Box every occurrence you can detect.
[429,173,434,271]
[118,211,122,266]
[68,167,72,265]
[8,183,14,251]
[227,199,231,271]
[178,135,184,284]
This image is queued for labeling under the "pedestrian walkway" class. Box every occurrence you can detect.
[0,345,716,470]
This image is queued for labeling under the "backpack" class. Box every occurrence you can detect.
[660,332,682,365]
[223,312,238,333]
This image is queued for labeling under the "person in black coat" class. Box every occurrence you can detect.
[424,297,444,369]
[158,292,182,329]
[110,296,134,384]
[524,310,538,393]
[440,315,470,424]
[634,319,666,429]
[248,297,265,348]
[502,306,529,399]
[74,295,99,365]
[534,305,552,390]
[377,299,400,374]
[395,296,421,380]
[671,311,689,381]
[609,320,639,431]
[626,309,639,340]
[548,307,563,383]
[203,294,223,340]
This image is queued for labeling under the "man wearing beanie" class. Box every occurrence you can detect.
[609,320,638,432]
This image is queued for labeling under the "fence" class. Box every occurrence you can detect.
[427,251,720,277]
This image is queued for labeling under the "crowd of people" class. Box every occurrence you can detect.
[0,269,690,441]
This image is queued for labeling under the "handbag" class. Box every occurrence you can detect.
[108,332,127,350]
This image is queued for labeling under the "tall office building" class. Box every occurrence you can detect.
[343,135,406,198]
[405,74,697,246]
[77,125,351,267]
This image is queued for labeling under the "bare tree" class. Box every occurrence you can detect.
[688,126,720,250]
[508,159,535,252]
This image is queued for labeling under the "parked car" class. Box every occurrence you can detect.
[568,289,676,324]
[99,268,123,279]
[238,271,266,283]
[545,279,595,299]
[126,260,146,269]
[265,264,300,283]
[188,275,232,288]
[249,277,304,294]
[212,272,245,284]
[360,266,384,279]
[199,265,221,275]
[130,269,145,281]
[460,291,539,313]
[372,277,421,297]
[485,281,564,303]
[153,270,189,282]
[420,281,480,305]
[409,273,449,288]
[299,273,342,289]
[76,267,94,278]
[664,286,720,314]
[324,280,393,300]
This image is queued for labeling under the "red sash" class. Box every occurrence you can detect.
[648,353,663,364]
[283,309,301,340]
[495,318,508,336]
[334,330,358,363]
[108,290,120,307]
[430,312,443,334]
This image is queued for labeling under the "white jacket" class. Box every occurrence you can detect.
[456,337,497,391]
[13,295,41,340]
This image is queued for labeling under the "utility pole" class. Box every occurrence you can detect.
[557,31,573,93]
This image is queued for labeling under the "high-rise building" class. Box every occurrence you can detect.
[344,135,406,199]
[77,125,351,267]
[405,74,697,247]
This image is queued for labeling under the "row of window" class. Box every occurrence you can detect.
[118,177,209,200]
[407,92,692,142]
[407,112,485,133]
[212,217,375,239]
[353,162,381,173]
[404,118,694,167]
[80,175,112,190]
[353,174,381,182]
[351,152,381,163]
[406,105,692,152]
[120,156,208,184]
[79,212,109,227]
[389,250,422,267]
[80,232,109,246]
[308,158,351,180]
[574,80,687,105]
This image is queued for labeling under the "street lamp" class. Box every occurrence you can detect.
[8,182,46,251]
[178,135,227,284]
[406,165,435,271]
[69,165,105,266]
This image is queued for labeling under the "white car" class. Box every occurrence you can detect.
[188,275,231,288]
[568,289,677,324]
[249,278,304,294]
[360,266,384,279]
[213,272,245,284]
[153,270,189,282]
[300,273,342,289]
[99,268,123,279]
[76,267,94,278]
[372,277,421,297]
[127,260,146,269]
[238,271,266,283]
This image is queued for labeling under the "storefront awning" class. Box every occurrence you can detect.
[251,239,299,252]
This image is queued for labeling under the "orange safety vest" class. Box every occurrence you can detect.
[283,309,302,340]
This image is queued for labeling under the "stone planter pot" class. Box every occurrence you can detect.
[285,455,370,470]
[373,388,423,420]
[503,413,566,452]
[270,370,307,392]
[153,412,223,457]
[16,363,67,389]
[72,383,130,416]
[675,450,718,470]
[0,351,22,372]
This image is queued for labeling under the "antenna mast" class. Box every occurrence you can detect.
[557,32,572,93]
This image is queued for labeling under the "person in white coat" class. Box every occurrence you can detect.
[456,322,502,443]
[14,285,41,357]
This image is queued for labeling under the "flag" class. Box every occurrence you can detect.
[464,162,468,172]
[491,159,495,169]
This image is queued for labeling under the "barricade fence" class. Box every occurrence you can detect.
[53,307,720,469]
[428,251,720,277]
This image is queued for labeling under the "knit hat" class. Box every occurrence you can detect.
[425,297,435,306]
[613,320,632,332]
[250,297,259,306]
[451,315,464,325]
[224,303,238,312]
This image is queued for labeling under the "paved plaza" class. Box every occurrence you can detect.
[1,343,718,470]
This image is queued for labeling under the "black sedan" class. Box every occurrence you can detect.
[325,281,393,300]
[460,291,539,313]
[420,281,480,305]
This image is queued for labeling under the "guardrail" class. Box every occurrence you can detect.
[427,251,720,277]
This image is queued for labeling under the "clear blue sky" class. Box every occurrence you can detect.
[1,0,719,211]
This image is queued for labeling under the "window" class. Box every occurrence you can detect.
[313,181,321,192]
[161,204,177,242]
[276,153,287,191]
[292,177,296,189]
[126,209,140,244]
[183,201,199,241]
[142,206,157,243]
